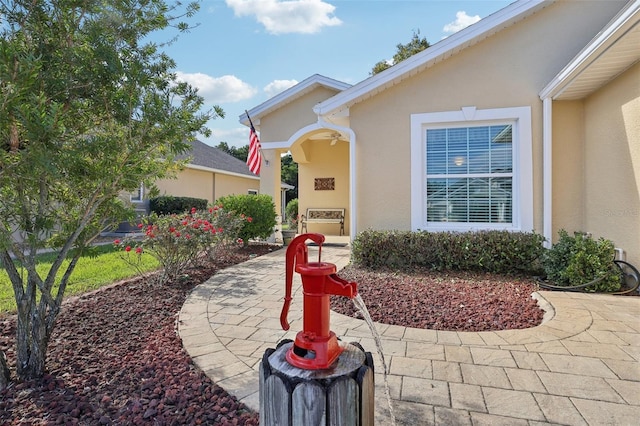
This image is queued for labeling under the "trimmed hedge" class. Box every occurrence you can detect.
[351,229,545,274]
[149,196,208,215]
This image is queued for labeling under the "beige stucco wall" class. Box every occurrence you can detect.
[298,140,350,235]
[155,167,258,204]
[552,100,585,233]
[583,62,640,267]
[260,86,344,143]
[347,0,626,234]
[213,173,260,201]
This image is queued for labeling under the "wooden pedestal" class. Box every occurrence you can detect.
[259,341,374,425]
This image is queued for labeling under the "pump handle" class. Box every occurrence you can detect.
[280,233,325,330]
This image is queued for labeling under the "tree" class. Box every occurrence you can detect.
[371,30,430,75]
[0,0,215,384]
[281,153,298,203]
[216,141,249,162]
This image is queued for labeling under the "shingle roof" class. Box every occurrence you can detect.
[178,139,258,178]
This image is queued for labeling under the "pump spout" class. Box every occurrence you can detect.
[325,274,358,299]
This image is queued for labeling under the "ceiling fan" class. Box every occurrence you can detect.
[329,132,342,145]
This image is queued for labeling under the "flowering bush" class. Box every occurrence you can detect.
[114,205,248,283]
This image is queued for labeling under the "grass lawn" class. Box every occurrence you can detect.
[0,244,160,314]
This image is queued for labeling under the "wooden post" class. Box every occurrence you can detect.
[260,341,374,426]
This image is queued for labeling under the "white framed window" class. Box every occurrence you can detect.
[248,189,258,195]
[130,183,144,203]
[411,106,533,232]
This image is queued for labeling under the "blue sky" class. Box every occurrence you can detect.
[156,0,514,148]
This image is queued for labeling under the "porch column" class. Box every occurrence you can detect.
[260,148,283,217]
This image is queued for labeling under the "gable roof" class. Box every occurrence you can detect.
[239,74,351,128]
[179,139,258,179]
[540,0,639,100]
[313,0,552,117]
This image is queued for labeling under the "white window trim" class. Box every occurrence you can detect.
[411,106,533,232]
[130,183,145,203]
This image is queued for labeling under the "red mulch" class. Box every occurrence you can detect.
[332,266,545,332]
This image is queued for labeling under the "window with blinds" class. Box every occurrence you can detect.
[426,124,513,224]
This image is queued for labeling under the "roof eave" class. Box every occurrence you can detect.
[186,163,259,180]
[540,0,640,100]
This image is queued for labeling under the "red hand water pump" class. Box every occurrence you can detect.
[280,233,358,370]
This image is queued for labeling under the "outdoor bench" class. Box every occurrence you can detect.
[300,208,345,236]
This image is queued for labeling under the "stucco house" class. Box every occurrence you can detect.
[240,0,639,266]
[115,139,261,231]
[116,139,293,233]
[153,139,261,204]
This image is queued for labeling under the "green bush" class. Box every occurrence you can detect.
[542,230,620,292]
[149,196,208,215]
[285,198,298,229]
[216,194,277,245]
[351,229,545,274]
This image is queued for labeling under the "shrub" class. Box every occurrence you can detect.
[285,199,298,229]
[351,229,545,274]
[149,196,208,215]
[115,206,246,283]
[216,194,277,245]
[542,230,620,292]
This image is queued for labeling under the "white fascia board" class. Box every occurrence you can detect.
[185,164,259,181]
[239,74,351,128]
[314,0,550,117]
[260,140,291,150]
[540,0,639,100]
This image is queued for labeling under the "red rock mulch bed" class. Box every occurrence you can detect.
[332,266,545,332]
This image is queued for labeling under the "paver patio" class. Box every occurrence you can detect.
[178,245,640,425]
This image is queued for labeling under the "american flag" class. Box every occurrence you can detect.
[246,113,261,175]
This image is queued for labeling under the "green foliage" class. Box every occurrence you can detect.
[351,229,545,274]
[542,230,620,292]
[149,196,208,215]
[0,0,214,380]
[215,142,249,162]
[285,199,299,229]
[371,30,430,75]
[216,194,277,245]
[281,153,298,202]
[116,206,246,283]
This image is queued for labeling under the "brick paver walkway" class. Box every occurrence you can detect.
[178,246,640,425]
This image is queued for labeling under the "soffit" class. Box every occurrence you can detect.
[554,20,639,100]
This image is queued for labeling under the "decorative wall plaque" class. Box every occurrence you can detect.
[314,177,335,191]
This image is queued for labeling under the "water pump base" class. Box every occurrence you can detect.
[286,331,342,370]
[260,341,374,426]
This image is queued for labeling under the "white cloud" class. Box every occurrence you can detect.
[443,11,481,34]
[264,79,299,97]
[206,126,250,147]
[175,71,257,103]
[226,0,342,34]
